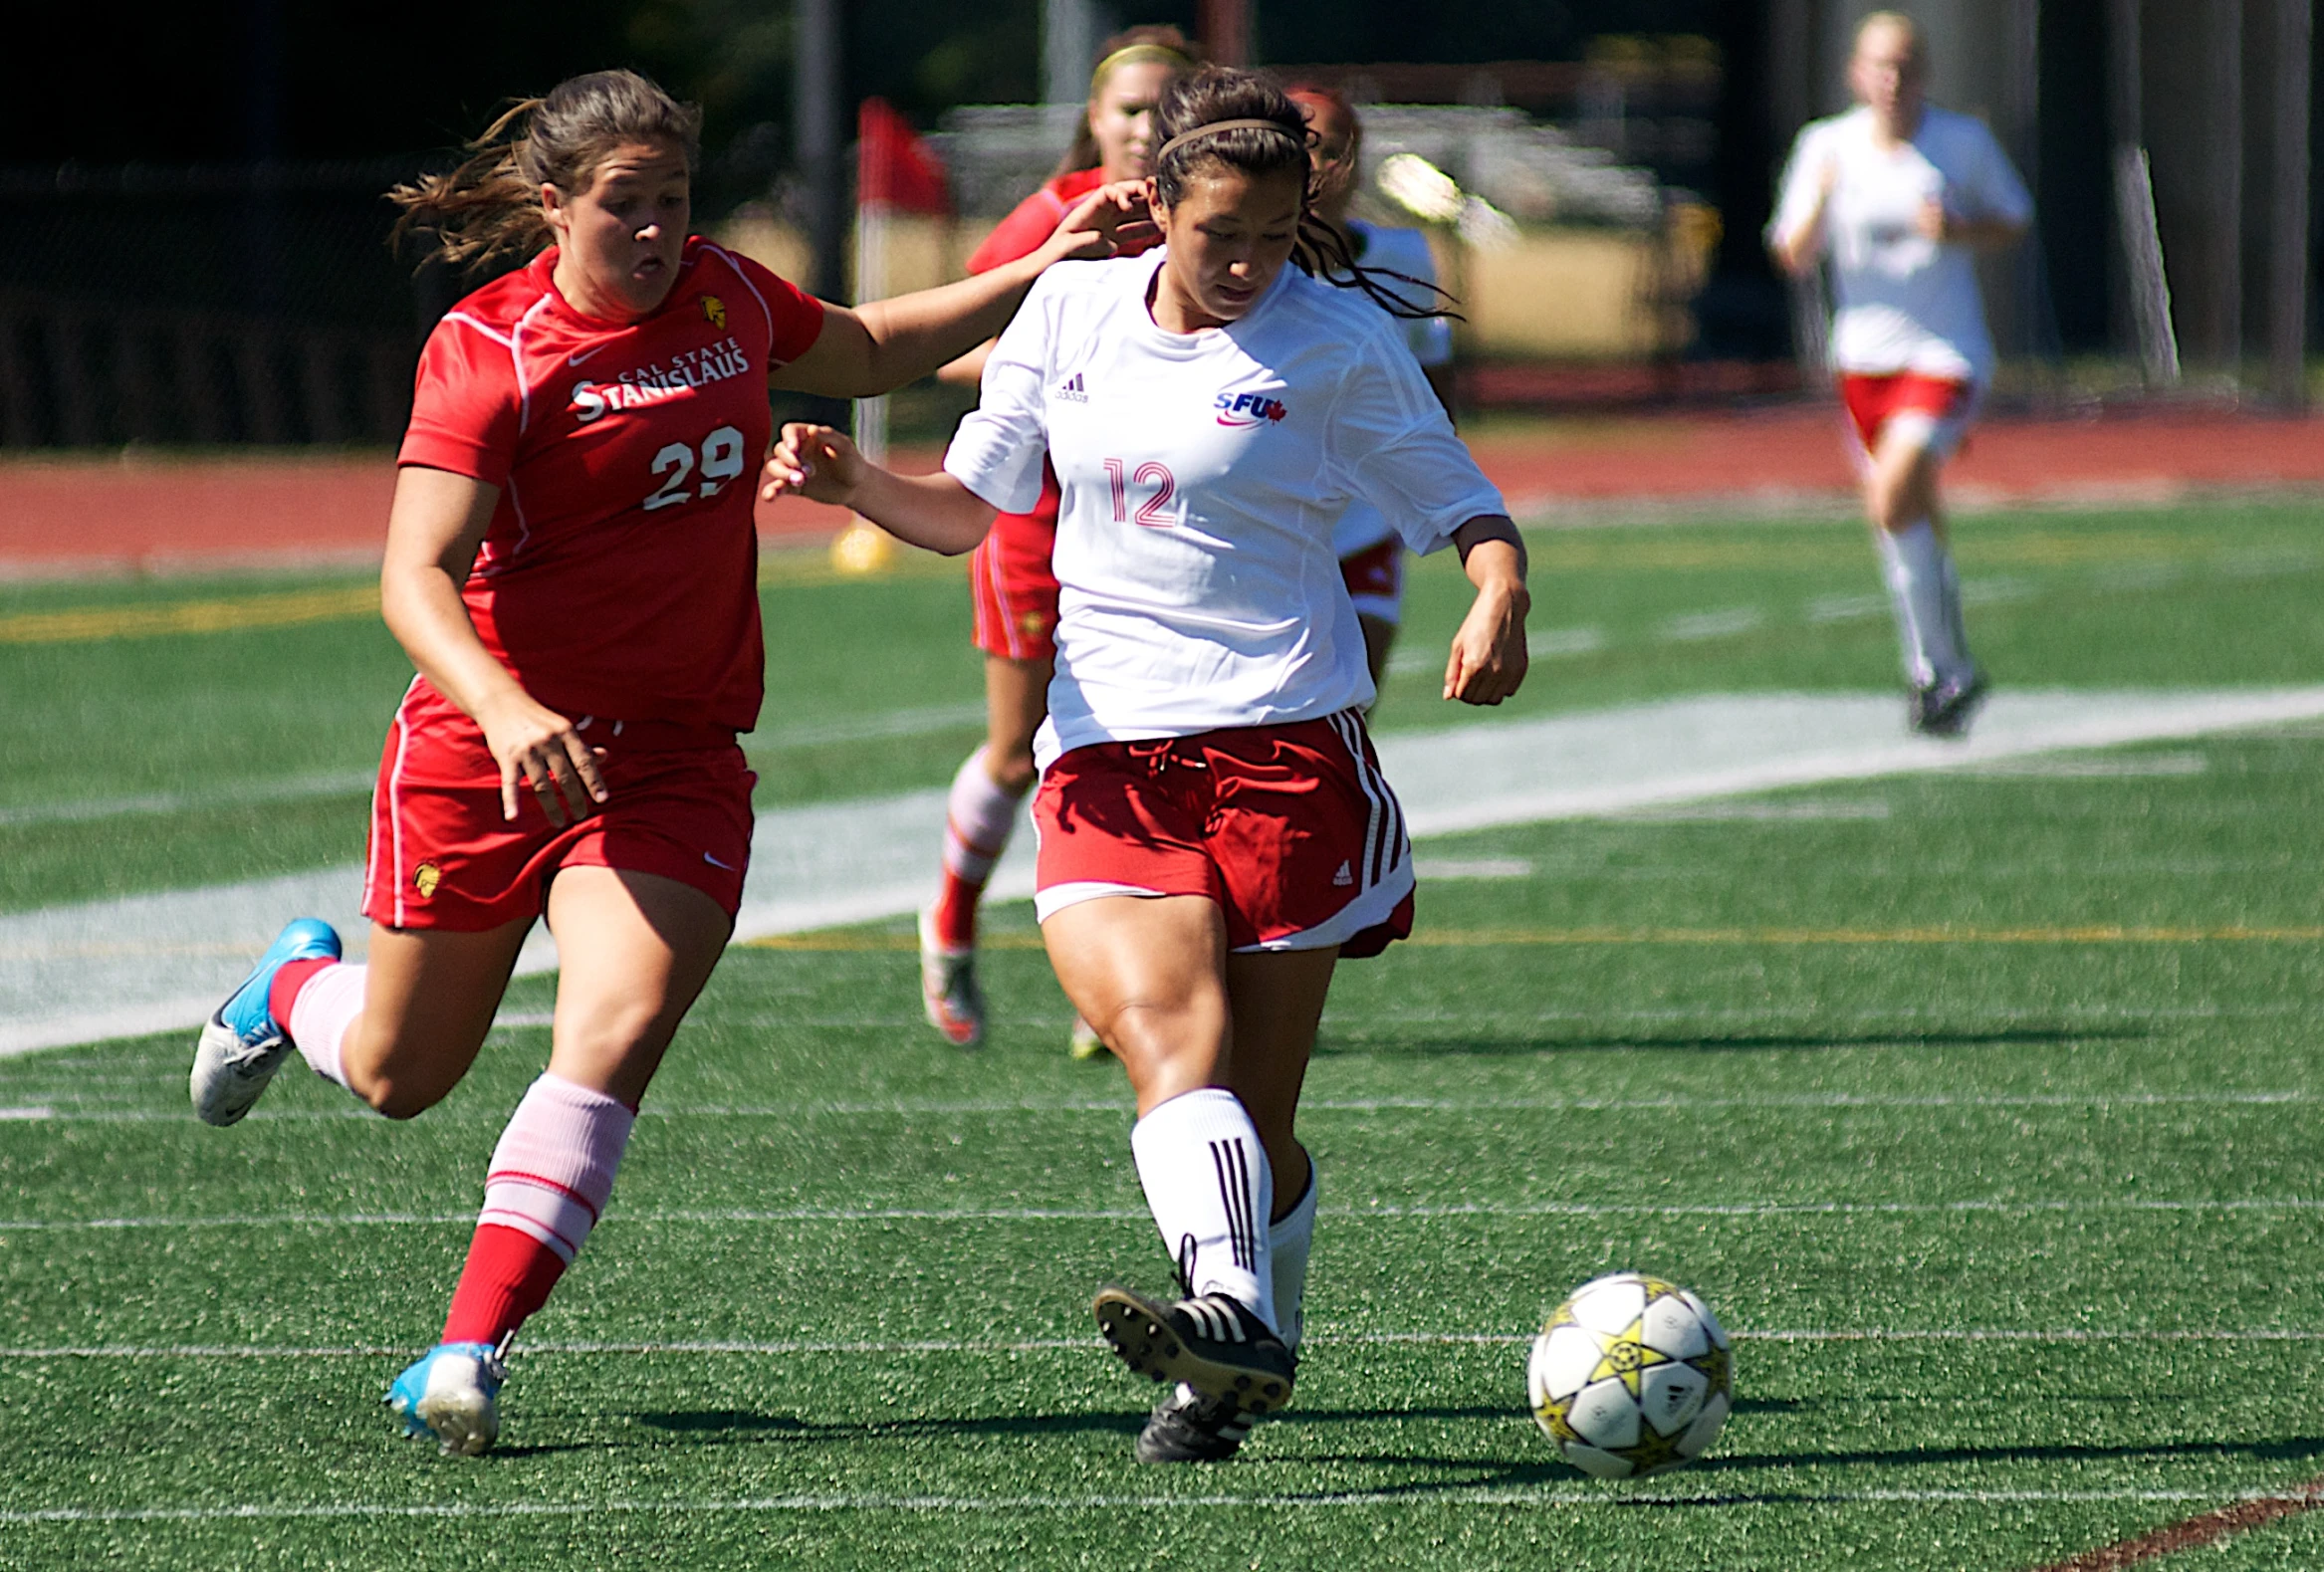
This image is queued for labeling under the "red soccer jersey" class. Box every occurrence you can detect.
[398,238,824,734]
[964,166,1109,277]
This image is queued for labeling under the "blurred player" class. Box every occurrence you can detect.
[184,69,1146,1458]
[924,26,1191,1056]
[1768,10,2029,736]
[1286,83,1457,696]
[763,66,1529,1462]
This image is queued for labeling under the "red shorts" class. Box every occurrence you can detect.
[1838,371,1977,461]
[362,682,755,932]
[1032,711,1415,958]
[969,468,1061,663]
[1339,538,1405,624]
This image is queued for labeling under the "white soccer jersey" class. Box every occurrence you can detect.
[1768,105,2031,382]
[1330,220,1455,560]
[944,251,1507,769]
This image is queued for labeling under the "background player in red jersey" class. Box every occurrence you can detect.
[1286,83,1458,698]
[921,26,1192,1056]
[184,69,1147,1458]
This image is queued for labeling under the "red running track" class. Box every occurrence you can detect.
[2,407,2319,574]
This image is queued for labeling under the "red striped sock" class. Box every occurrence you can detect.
[440,1223,569,1346]
[267,958,334,1034]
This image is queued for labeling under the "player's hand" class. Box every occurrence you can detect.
[474,691,607,826]
[1915,197,1949,241]
[1039,180,1160,264]
[761,422,866,507]
[1445,580,1529,706]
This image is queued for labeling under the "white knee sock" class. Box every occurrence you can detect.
[1270,1164,1318,1351]
[1130,1088,1277,1332]
[1874,519,1969,688]
[479,1072,635,1262]
[288,963,366,1091]
[942,745,1026,886]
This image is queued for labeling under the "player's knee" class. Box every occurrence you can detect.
[1103,998,1220,1076]
[360,1073,444,1121]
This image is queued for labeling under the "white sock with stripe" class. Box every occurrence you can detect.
[1874,519,1968,688]
[1269,1164,1318,1351]
[944,746,1024,887]
[1130,1087,1276,1332]
[478,1072,635,1262]
[288,963,366,1091]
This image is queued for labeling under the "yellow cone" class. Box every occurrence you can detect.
[829,519,896,577]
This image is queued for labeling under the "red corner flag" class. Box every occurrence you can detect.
[857,98,949,215]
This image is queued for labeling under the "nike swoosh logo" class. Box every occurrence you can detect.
[703,852,736,871]
[569,344,614,366]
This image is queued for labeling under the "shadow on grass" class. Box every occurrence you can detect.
[1315,1025,2151,1057]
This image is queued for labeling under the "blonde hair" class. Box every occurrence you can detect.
[1853,10,1927,59]
[389,70,703,269]
[1050,25,1196,180]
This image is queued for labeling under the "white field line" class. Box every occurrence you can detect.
[7,1195,2322,1233]
[7,1088,2311,1124]
[0,1485,2309,1524]
[9,1327,2324,1361]
[7,687,2324,1058]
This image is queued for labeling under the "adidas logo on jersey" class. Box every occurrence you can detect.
[1056,372,1089,402]
[1332,860,1354,887]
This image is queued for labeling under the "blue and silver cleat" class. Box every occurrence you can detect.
[188,918,341,1126]
[385,1341,507,1458]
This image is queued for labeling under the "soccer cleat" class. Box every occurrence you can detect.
[188,918,341,1126]
[385,1341,506,1458]
[1136,1381,1258,1463]
[1912,668,1991,739]
[917,906,985,1048]
[1068,1013,1107,1061]
[1093,1284,1295,1415]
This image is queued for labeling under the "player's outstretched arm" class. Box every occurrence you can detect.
[380,466,607,825]
[760,423,995,557]
[1443,515,1529,706]
[772,183,1155,398]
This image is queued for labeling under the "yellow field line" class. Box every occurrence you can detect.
[744,924,2324,953]
[0,585,380,645]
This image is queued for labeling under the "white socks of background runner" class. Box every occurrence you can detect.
[288,963,367,1089]
[478,1073,634,1264]
[1131,1088,1278,1333]
[932,746,1030,950]
[1874,520,1971,689]
[1270,1165,1318,1350]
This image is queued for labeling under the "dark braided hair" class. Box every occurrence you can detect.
[1151,66,1459,323]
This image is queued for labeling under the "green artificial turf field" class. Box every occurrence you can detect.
[3,498,2323,1567]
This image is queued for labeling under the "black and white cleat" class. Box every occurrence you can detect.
[1912,668,1991,739]
[1136,1381,1259,1463]
[1092,1284,1294,1415]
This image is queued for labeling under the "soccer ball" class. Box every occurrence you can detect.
[1527,1272,1733,1478]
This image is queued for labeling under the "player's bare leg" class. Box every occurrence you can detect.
[1045,894,1334,1445]
[1357,612,1396,710]
[1866,426,1983,735]
[335,921,534,1118]
[924,653,1049,1048]
[383,868,729,1456]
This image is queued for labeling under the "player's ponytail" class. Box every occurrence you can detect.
[1151,67,1460,323]
[389,70,704,270]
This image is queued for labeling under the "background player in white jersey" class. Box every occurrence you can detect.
[762,66,1529,1464]
[1287,83,1457,696]
[1768,11,2030,736]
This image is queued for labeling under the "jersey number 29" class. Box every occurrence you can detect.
[644,425,747,512]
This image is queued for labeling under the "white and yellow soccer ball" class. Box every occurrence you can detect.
[1527,1272,1733,1478]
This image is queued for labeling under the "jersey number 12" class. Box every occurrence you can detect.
[1102,458,1176,528]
